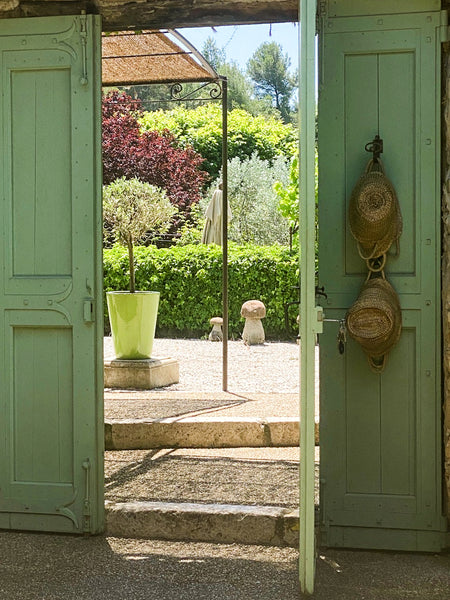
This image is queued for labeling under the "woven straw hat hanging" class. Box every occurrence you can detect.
[349,159,402,260]
[346,272,402,373]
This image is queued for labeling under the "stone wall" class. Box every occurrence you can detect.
[441,44,450,519]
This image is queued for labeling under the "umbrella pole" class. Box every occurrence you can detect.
[221,77,228,392]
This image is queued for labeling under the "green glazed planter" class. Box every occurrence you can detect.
[107,291,160,359]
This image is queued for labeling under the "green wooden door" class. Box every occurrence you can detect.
[0,15,104,534]
[318,8,446,551]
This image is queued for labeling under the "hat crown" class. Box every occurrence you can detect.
[346,277,402,372]
[349,160,402,259]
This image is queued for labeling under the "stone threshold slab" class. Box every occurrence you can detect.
[106,500,299,547]
[105,417,319,449]
[104,391,299,401]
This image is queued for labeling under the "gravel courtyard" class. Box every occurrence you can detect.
[104,337,303,394]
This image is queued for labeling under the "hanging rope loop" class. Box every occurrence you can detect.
[365,254,387,279]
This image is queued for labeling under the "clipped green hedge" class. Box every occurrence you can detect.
[103,243,299,339]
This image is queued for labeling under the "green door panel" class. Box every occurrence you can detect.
[0,15,104,534]
[328,0,441,18]
[318,9,445,551]
[8,60,72,279]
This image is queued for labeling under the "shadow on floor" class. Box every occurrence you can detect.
[105,450,304,508]
[0,531,448,600]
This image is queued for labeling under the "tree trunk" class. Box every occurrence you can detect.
[127,234,135,293]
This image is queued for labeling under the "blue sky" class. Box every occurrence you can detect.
[179,23,299,73]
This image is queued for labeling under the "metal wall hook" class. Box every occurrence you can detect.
[316,285,327,299]
[365,134,383,161]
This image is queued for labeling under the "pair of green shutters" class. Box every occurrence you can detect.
[0,5,445,562]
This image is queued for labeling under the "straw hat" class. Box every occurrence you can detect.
[349,160,402,260]
[346,275,402,373]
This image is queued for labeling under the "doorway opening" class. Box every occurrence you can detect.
[101,22,310,548]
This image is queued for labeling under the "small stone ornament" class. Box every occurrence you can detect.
[209,317,223,341]
[241,300,266,345]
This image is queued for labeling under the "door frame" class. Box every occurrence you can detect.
[299,0,319,594]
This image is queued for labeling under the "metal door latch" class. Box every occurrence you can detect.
[337,320,347,355]
[322,317,347,354]
[83,298,95,323]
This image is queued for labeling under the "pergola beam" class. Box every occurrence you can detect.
[0,1,298,30]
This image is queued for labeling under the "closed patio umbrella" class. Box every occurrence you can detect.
[201,184,231,245]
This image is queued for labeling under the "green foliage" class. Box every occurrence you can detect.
[247,42,296,123]
[202,36,226,71]
[203,154,291,246]
[201,37,279,117]
[175,202,205,246]
[220,60,257,111]
[103,177,176,291]
[116,82,224,112]
[139,104,297,179]
[103,243,299,338]
[274,151,319,253]
[274,153,299,232]
[103,177,176,246]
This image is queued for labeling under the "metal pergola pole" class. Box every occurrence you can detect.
[221,77,228,392]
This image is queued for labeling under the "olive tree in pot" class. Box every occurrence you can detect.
[104,177,176,359]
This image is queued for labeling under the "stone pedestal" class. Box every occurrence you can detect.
[104,357,179,390]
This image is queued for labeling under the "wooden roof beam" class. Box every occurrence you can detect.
[0,1,298,30]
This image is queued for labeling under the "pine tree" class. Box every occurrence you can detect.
[247,42,296,122]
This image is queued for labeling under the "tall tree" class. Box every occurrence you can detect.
[220,60,255,111]
[247,41,295,122]
[201,36,226,71]
[201,38,276,117]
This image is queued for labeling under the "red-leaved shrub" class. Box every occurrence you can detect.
[102,91,208,229]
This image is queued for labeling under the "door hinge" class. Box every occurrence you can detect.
[82,459,92,534]
[440,10,450,43]
[439,25,450,43]
[79,11,88,86]
[318,0,327,18]
[316,0,328,33]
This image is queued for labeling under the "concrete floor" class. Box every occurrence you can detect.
[0,532,448,600]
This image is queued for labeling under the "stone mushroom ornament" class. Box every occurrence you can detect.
[241,300,266,345]
[209,317,223,341]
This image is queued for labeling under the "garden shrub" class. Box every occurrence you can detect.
[102,91,208,226]
[103,243,299,339]
[139,104,298,179]
[103,177,176,292]
[202,153,291,246]
[274,152,299,233]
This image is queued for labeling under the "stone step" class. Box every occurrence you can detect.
[105,417,319,450]
[106,500,299,547]
[104,447,316,546]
